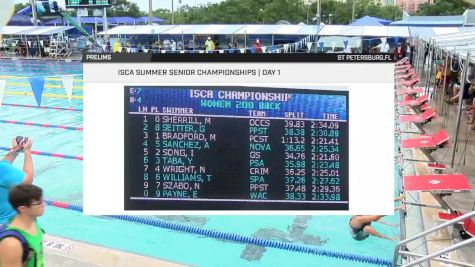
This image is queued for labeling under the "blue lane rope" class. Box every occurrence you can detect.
[45,200,392,266]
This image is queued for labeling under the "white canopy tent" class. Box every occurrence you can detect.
[98,24,321,36]
[0,26,74,36]
[99,25,176,35]
[424,28,475,63]
[318,25,410,37]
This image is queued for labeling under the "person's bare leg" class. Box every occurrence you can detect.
[450,86,461,103]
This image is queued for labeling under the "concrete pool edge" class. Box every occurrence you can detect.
[44,234,191,267]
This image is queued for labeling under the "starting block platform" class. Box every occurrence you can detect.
[396,87,424,95]
[395,57,409,66]
[395,71,416,81]
[396,77,420,87]
[399,95,429,107]
[438,211,475,238]
[399,108,436,124]
[401,129,449,149]
[404,174,471,192]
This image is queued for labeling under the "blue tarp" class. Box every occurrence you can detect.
[108,17,136,25]
[7,14,36,26]
[45,17,104,25]
[349,16,392,26]
[390,15,463,27]
[46,16,165,26]
[135,16,166,24]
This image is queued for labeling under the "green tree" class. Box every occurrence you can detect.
[153,0,405,25]
[14,2,30,13]
[107,0,144,17]
[416,0,475,15]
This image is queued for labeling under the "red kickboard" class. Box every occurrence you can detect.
[404,174,471,191]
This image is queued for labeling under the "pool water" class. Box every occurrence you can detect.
[0,59,399,267]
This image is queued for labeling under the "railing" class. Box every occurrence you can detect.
[393,210,475,267]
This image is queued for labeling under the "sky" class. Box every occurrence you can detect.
[13,0,225,12]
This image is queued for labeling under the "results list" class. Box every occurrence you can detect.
[124,86,349,210]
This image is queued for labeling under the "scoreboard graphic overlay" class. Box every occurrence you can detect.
[124,86,349,210]
[65,0,111,8]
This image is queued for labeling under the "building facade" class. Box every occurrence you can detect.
[396,0,434,14]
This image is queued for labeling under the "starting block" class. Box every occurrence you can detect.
[395,65,413,74]
[395,70,416,80]
[399,95,429,107]
[404,173,470,192]
[396,77,419,87]
[396,87,424,96]
[438,211,475,238]
[401,129,449,149]
[399,108,436,124]
[428,163,446,174]
[395,57,409,66]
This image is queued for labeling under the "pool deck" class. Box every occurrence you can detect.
[44,234,190,267]
[404,92,475,266]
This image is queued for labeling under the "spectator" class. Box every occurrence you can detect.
[393,42,405,61]
[105,39,111,53]
[177,40,184,51]
[0,137,34,226]
[187,39,195,51]
[375,38,389,53]
[254,38,262,53]
[0,184,45,267]
[170,39,177,52]
[163,39,171,51]
[129,37,137,53]
[151,41,159,53]
[205,37,215,53]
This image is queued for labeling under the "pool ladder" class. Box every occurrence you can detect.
[392,210,475,267]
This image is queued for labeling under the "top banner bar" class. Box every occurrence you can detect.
[82,53,396,63]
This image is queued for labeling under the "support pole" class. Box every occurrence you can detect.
[425,40,434,95]
[171,0,175,24]
[103,7,108,32]
[450,52,471,167]
[149,0,153,25]
[30,0,38,26]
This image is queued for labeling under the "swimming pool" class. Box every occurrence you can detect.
[0,59,399,267]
